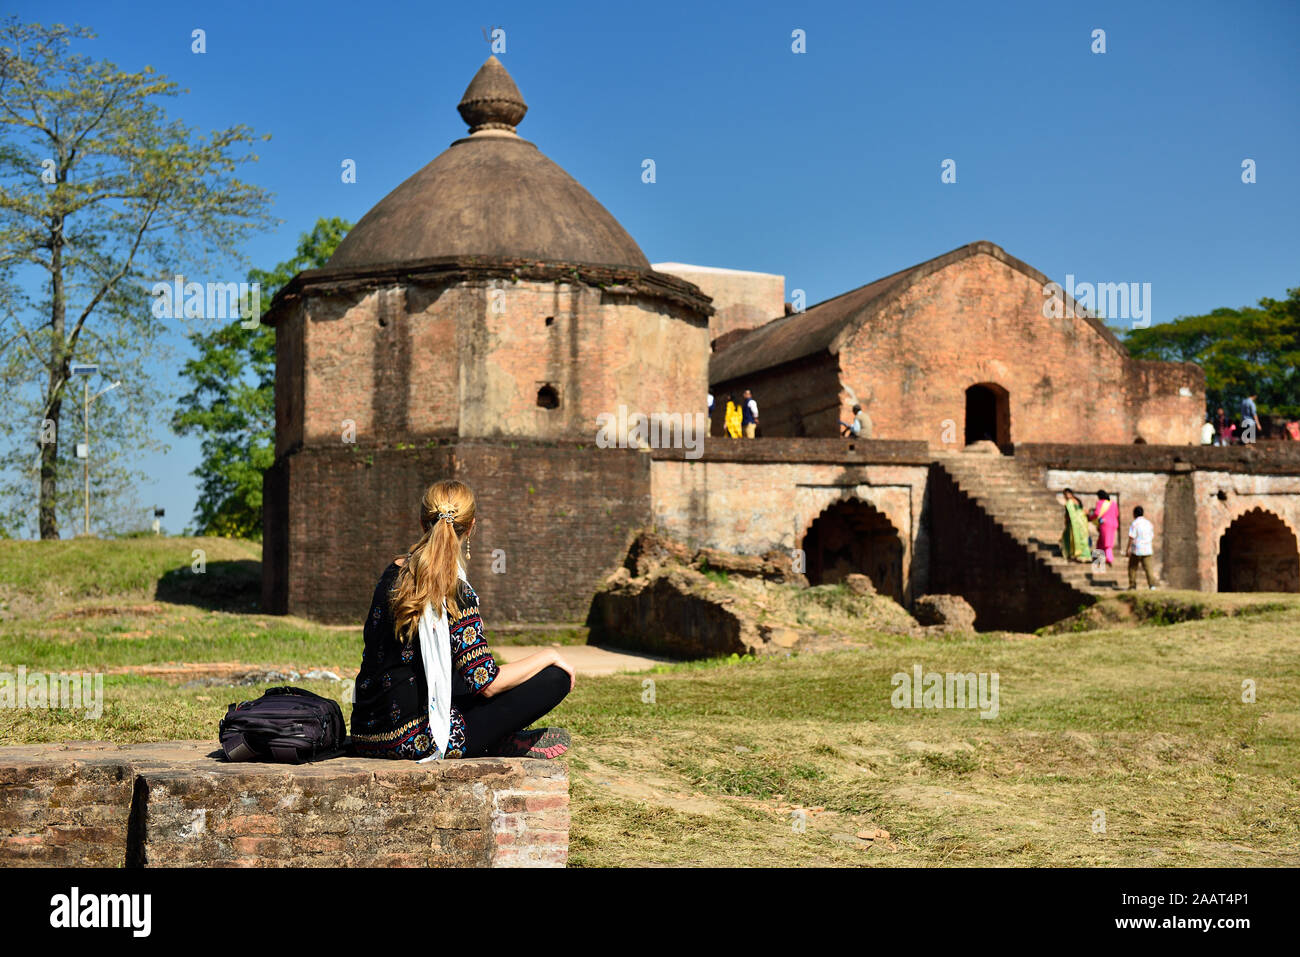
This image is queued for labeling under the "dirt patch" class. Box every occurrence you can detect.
[576,753,901,853]
[577,756,728,816]
[105,661,351,686]
[48,603,170,620]
[886,783,1007,810]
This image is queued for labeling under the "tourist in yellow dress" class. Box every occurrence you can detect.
[724,393,743,438]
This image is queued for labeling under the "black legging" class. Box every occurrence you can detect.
[456,664,570,757]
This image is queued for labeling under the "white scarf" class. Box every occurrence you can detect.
[415,562,468,763]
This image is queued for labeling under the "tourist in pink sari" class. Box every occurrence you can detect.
[1090,491,1119,565]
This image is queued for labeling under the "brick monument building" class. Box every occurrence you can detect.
[709,241,1204,447]
[263,57,1300,633]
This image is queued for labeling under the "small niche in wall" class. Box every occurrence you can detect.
[537,383,560,409]
[545,316,555,326]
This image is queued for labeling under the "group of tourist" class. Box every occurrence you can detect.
[1200,393,1300,444]
[1201,395,1260,445]
[706,392,877,440]
[709,390,761,438]
[1059,488,1157,590]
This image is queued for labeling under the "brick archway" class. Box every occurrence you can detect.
[965,382,1010,447]
[1216,507,1300,592]
[801,499,904,601]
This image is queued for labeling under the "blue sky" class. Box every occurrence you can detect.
[11,0,1299,534]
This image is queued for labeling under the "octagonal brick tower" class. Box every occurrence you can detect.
[269,56,711,449]
[262,57,713,623]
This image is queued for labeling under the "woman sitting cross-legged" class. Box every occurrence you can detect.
[350,479,573,761]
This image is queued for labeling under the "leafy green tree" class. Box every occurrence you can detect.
[173,217,351,539]
[1124,287,1300,419]
[0,19,273,538]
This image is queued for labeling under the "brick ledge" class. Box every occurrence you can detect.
[0,740,568,868]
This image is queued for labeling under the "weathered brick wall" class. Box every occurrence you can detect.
[261,456,290,614]
[296,278,708,449]
[273,300,306,458]
[1126,359,1206,445]
[1194,471,1300,590]
[651,457,932,604]
[0,741,569,868]
[653,262,785,343]
[1016,442,1300,474]
[0,745,134,865]
[1161,472,1201,589]
[652,437,934,465]
[266,441,650,625]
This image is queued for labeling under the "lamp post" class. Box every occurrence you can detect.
[70,363,120,537]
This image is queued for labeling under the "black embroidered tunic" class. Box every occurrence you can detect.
[349,561,499,759]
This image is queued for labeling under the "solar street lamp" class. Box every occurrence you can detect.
[70,363,120,536]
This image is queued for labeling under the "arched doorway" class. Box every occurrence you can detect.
[965,383,1010,447]
[801,499,904,602]
[1217,509,1300,592]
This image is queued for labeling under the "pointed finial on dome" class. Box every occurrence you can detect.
[457,56,528,136]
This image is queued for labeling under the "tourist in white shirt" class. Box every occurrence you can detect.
[1200,418,1215,445]
[741,389,759,438]
[1127,506,1156,590]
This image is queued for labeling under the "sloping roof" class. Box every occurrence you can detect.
[709,240,1125,385]
[324,57,650,272]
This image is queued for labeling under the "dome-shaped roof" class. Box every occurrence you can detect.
[326,57,649,271]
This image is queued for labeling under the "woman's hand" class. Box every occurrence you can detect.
[548,648,576,692]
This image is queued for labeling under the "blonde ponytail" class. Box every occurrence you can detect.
[389,479,476,643]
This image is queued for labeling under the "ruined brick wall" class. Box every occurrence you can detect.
[1194,471,1300,590]
[1125,359,1206,445]
[0,746,134,865]
[266,442,649,624]
[651,441,934,604]
[827,251,1204,445]
[1015,442,1300,474]
[654,263,785,344]
[0,742,569,868]
[295,278,708,450]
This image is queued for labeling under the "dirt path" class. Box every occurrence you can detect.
[105,644,668,684]
[494,645,670,675]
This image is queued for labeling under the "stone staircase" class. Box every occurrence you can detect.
[933,449,1127,596]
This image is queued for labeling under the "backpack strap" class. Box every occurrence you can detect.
[269,743,301,763]
[223,733,259,762]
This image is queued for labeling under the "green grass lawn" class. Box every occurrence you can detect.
[2,538,1297,867]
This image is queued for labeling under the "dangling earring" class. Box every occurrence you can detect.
[466,535,472,562]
